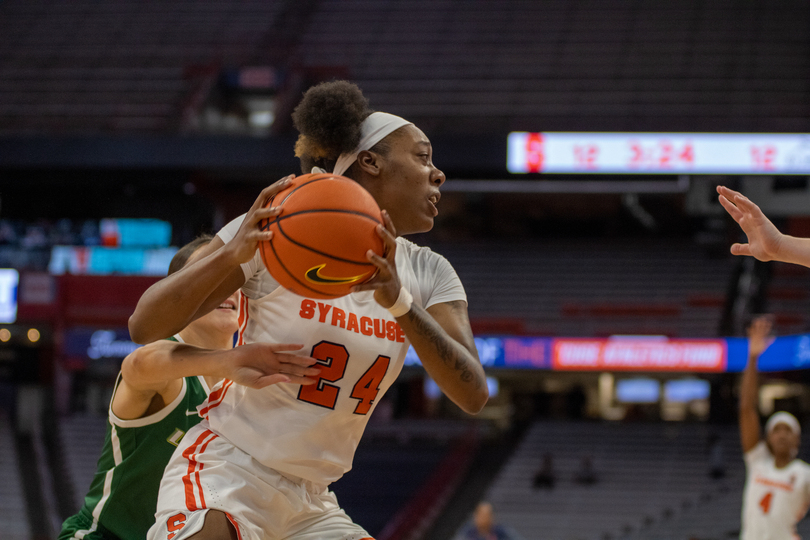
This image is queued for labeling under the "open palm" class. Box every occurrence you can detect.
[717,186,783,262]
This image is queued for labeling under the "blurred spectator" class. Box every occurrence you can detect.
[461,501,523,540]
[532,453,556,489]
[21,224,48,249]
[80,220,101,246]
[0,220,17,245]
[708,433,725,479]
[574,455,598,485]
[52,218,79,245]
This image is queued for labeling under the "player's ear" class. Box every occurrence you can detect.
[356,150,382,177]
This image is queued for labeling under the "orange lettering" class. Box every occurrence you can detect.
[386,321,397,341]
[331,307,346,329]
[360,316,373,336]
[167,513,186,540]
[347,313,360,333]
[317,302,332,323]
[299,299,316,319]
[373,319,386,339]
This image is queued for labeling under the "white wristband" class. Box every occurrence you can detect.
[387,286,413,318]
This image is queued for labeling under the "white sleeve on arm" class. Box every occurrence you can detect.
[414,247,467,310]
[216,213,260,283]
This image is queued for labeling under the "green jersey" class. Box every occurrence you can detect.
[59,343,211,540]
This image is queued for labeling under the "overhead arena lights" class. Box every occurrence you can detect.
[507,132,810,175]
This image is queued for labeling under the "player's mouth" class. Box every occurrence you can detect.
[428,192,440,216]
[217,299,237,311]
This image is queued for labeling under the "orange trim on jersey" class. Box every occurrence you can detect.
[199,379,234,418]
[181,430,212,510]
[225,512,244,540]
[755,476,794,492]
[181,429,218,510]
[236,295,249,346]
[193,433,218,509]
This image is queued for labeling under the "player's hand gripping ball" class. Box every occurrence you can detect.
[258,173,385,299]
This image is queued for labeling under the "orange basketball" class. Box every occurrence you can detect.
[258,173,385,299]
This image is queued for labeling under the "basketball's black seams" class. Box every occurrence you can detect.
[274,211,382,266]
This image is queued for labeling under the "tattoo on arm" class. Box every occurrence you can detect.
[406,304,482,388]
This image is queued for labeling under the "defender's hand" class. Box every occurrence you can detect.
[222,343,321,388]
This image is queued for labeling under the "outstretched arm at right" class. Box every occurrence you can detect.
[740,315,773,453]
[717,185,810,267]
[128,177,292,343]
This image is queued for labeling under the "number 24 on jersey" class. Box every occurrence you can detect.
[297,341,390,415]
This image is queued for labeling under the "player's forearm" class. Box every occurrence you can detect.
[774,234,810,267]
[740,353,760,413]
[122,342,230,390]
[398,305,488,414]
[129,247,239,344]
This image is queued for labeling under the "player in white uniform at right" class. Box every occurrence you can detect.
[740,315,810,540]
[132,81,488,540]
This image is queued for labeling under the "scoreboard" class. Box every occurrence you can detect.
[507,132,810,175]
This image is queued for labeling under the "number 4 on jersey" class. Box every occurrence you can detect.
[760,491,773,514]
[351,356,390,414]
[297,340,390,414]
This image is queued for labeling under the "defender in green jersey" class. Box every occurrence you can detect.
[59,236,320,540]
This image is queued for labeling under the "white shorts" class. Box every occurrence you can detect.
[147,422,373,540]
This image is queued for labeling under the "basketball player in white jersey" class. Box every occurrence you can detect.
[132,81,488,540]
[740,315,810,539]
[59,236,319,540]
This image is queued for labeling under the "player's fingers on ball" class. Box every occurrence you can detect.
[366,250,389,270]
[254,176,293,209]
[252,207,281,221]
[381,210,397,236]
[247,230,273,243]
[377,226,397,260]
[352,282,383,293]
[265,175,293,195]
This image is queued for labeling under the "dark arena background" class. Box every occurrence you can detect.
[2,1,810,539]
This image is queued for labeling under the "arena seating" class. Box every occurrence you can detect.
[333,439,453,537]
[0,0,282,133]
[56,412,466,537]
[429,238,733,337]
[300,0,810,133]
[2,0,807,135]
[0,412,30,540]
[468,421,748,540]
[59,413,109,510]
[766,262,810,335]
[629,430,810,540]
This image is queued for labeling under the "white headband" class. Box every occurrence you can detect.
[766,411,801,436]
[330,112,413,176]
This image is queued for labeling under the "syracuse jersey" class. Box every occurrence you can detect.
[741,441,810,540]
[203,214,466,487]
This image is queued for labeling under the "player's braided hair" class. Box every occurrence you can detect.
[292,80,391,177]
[168,234,214,276]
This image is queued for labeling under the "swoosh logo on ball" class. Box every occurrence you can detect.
[305,264,368,285]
